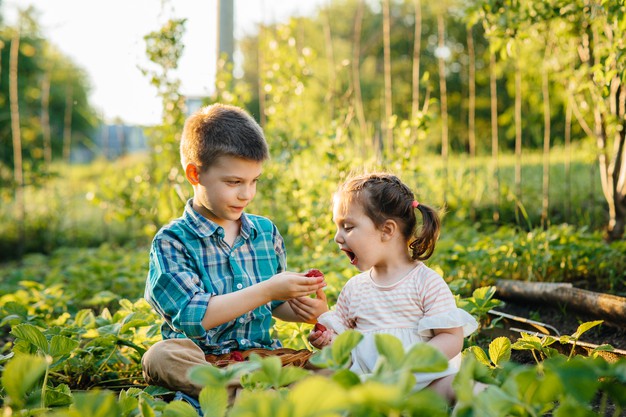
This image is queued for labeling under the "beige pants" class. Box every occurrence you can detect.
[142,338,212,397]
[142,339,322,399]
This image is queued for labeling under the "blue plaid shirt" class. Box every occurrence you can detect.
[145,199,287,354]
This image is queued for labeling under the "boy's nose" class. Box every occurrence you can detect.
[239,185,255,200]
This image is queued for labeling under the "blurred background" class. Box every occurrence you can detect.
[0,0,624,293]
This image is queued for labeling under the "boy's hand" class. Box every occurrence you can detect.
[288,288,328,324]
[265,271,326,301]
[308,326,333,349]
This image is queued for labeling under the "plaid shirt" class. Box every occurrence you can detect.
[145,200,287,354]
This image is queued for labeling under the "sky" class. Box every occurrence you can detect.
[3,0,325,126]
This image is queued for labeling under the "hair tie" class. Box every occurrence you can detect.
[412,200,420,208]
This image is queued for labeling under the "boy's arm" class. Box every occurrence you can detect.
[275,288,328,323]
[200,272,326,330]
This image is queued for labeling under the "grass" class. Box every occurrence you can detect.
[0,143,614,262]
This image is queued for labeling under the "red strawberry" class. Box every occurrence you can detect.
[314,322,327,332]
[230,351,245,362]
[305,269,324,278]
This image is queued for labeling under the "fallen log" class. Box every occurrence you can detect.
[495,279,626,325]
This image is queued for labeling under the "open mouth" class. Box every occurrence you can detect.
[342,249,358,265]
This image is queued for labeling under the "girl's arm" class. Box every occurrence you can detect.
[428,326,464,359]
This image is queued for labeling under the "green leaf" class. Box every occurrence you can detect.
[49,335,79,358]
[402,342,448,373]
[199,385,228,417]
[1,354,48,408]
[404,389,448,416]
[162,400,200,417]
[374,333,405,369]
[331,368,361,388]
[45,383,73,407]
[348,380,405,408]
[473,286,497,307]
[468,345,493,368]
[547,356,600,403]
[331,330,363,366]
[488,337,511,367]
[553,396,597,417]
[138,395,157,417]
[11,323,49,353]
[228,390,286,417]
[188,361,259,387]
[256,354,283,386]
[571,320,603,340]
[71,391,120,417]
[288,376,347,415]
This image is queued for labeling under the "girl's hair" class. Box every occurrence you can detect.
[336,172,441,261]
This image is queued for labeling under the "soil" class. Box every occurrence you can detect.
[492,296,626,350]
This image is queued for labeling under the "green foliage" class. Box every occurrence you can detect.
[0,7,98,185]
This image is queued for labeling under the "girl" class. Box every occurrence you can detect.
[309,172,477,402]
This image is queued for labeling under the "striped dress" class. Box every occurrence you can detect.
[318,262,478,389]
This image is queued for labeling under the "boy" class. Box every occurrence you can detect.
[142,103,327,397]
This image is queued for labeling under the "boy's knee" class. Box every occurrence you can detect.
[142,338,207,397]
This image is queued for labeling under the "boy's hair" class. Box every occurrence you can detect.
[336,172,441,261]
[180,103,269,170]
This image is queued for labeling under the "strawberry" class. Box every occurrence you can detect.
[314,322,327,332]
[230,351,245,362]
[305,269,324,278]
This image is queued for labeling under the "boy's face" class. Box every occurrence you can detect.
[188,155,262,226]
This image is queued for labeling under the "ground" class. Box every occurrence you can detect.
[495,298,626,350]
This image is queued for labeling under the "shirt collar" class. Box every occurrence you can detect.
[183,199,258,240]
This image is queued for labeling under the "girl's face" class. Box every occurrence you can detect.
[332,194,384,271]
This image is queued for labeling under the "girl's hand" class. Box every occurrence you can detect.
[308,326,333,349]
[287,288,329,324]
[265,271,326,300]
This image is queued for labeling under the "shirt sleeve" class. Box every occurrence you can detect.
[270,223,287,310]
[318,278,356,333]
[145,235,211,339]
[420,270,457,317]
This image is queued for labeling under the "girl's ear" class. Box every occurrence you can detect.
[380,219,398,242]
[185,163,200,185]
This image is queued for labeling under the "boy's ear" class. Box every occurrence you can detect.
[185,163,200,185]
[380,219,397,241]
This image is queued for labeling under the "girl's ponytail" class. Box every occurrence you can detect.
[409,203,441,261]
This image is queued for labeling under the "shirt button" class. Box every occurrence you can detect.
[236,283,243,290]
[241,339,248,345]
[239,318,245,324]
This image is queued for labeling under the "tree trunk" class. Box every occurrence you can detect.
[490,50,500,222]
[605,80,626,241]
[41,70,52,167]
[411,0,422,124]
[352,0,367,140]
[496,279,626,324]
[564,98,572,222]
[323,7,336,121]
[437,13,449,205]
[257,23,266,128]
[514,61,523,223]
[10,31,25,257]
[541,38,551,229]
[467,25,476,220]
[63,84,73,163]
[382,0,393,157]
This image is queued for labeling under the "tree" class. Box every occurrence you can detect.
[0,6,97,186]
[475,0,626,240]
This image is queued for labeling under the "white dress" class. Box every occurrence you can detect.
[318,263,478,390]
